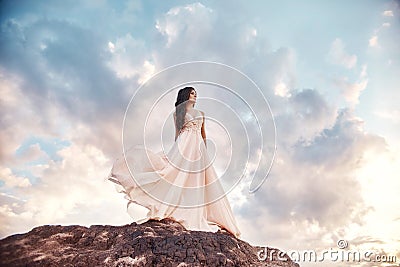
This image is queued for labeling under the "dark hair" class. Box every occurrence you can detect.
[175,87,196,131]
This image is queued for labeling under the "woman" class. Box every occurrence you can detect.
[107,87,241,238]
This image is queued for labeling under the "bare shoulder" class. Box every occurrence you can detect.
[197,109,205,116]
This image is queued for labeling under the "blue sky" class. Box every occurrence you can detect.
[1,1,399,266]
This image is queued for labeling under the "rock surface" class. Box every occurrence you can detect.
[0,218,300,267]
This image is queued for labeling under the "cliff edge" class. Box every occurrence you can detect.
[0,218,299,267]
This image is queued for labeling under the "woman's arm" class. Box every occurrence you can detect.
[200,111,207,148]
[174,112,179,141]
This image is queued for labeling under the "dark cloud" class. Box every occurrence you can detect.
[274,88,337,145]
[293,108,386,166]
[0,16,141,157]
[239,107,386,235]
[1,17,127,114]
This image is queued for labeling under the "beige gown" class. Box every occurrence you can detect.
[107,109,241,238]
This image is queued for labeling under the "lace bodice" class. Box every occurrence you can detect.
[179,110,203,134]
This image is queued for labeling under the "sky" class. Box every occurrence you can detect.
[1,0,399,266]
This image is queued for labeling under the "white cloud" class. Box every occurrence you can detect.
[335,77,368,105]
[0,143,131,237]
[353,144,400,256]
[108,41,115,53]
[274,81,291,97]
[155,3,214,48]
[369,7,398,51]
[382,10,394,17]
[0,167,31,188]
[331,65,369,106]
[244,27,258,44]
[106,33,153,82]
[138,60,156,84]
[327,38,357,69]
[369,35,379,47]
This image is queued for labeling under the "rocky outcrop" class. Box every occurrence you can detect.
[0,218,299,266]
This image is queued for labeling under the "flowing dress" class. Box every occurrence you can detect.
[107,108,241,238]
